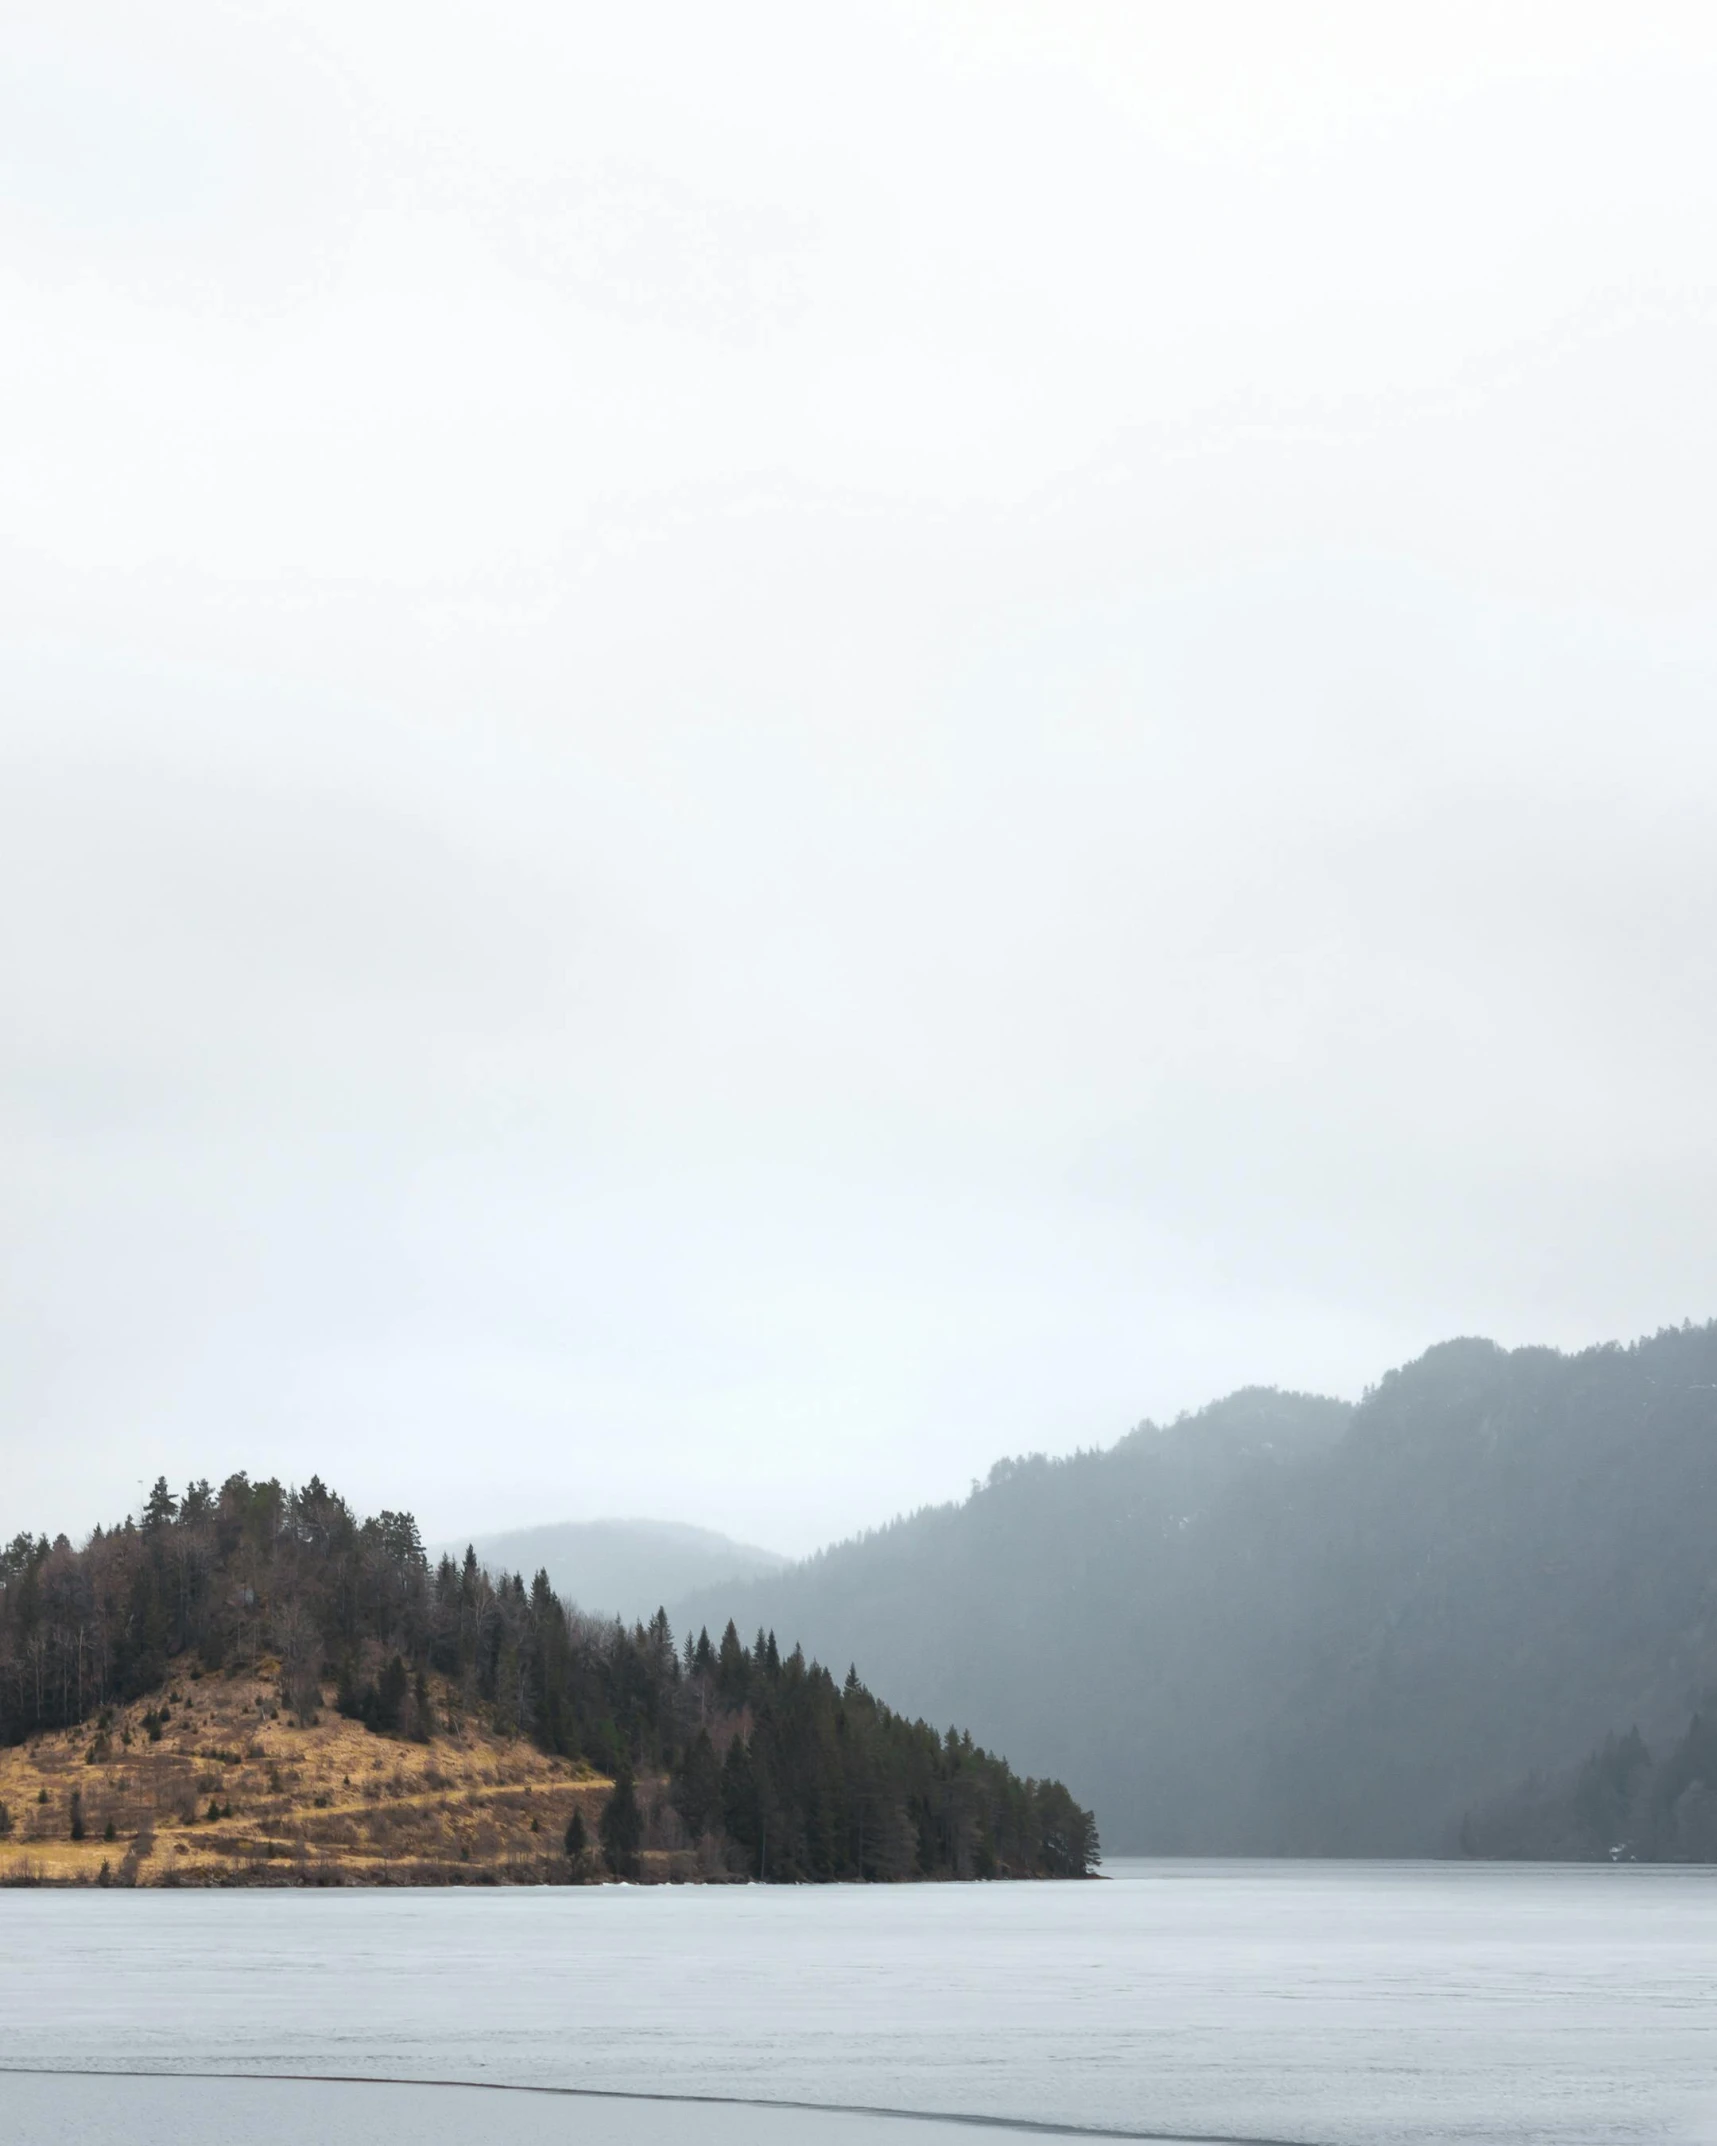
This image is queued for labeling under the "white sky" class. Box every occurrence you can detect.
[5,2,1717,1553]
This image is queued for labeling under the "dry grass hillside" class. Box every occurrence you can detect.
[0,1657,696,1886]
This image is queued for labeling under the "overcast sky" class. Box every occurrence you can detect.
[5,2,1717,1555]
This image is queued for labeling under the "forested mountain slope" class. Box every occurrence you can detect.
[675,1330,1717,1853]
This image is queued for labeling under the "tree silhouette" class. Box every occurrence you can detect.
[599,1767,644,1877]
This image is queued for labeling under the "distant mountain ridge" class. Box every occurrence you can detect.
[672,1328,1717,1854]
[440,1518,787,1627]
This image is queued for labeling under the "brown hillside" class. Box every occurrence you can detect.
[0,1657,694,1886]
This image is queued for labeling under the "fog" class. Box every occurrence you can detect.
[4,3,1717,1553]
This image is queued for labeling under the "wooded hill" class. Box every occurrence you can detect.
[675,1326,1717,1855]
[0,1474,1097,1882]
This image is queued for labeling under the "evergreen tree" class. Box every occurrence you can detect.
[1573,1728,1652,1850]
[374,1653,409,1734]
[670,1729,722,1840]
[335,1657,363,1720]
[716,1620,747,1706]
[720,1735,756,1862]
[599,1766,644,1877]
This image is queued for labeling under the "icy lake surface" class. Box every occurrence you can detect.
[4,1860,1717,2146]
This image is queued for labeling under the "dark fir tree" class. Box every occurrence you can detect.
[599,1767,644,1878]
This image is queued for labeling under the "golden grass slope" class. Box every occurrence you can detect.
[0,1658,691,1886]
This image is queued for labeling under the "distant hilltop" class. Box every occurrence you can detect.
[432,1519,789,1628]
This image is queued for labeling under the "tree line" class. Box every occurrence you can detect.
[0,1472,1097,1880]
[1459,1706,1717,1863]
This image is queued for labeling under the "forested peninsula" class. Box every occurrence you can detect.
[0,1475,1097,1886]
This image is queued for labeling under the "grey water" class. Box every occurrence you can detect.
[3,1861,1716,2146]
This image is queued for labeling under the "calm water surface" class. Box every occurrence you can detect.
[3,1861,1715,2146]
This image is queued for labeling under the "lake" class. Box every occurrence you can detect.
[3,1861,1715,2145]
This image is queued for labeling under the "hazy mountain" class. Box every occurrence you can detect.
[673,1327,1717,1854]
[443,1519,787,1627]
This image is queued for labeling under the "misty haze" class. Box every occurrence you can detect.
[6,6,1717,2145]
